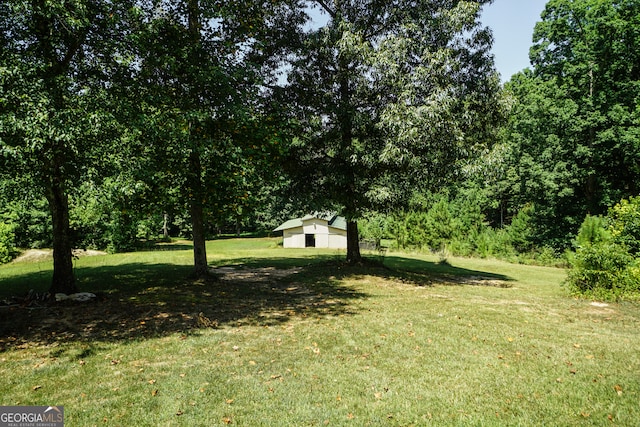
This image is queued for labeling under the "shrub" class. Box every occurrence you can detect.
[107,212,139,253]
[609,196,640,256]
[358,212,391,247]
[0,222,16,264]
[566,242,638,300]
[424,199,456,251]
[567,205,640,300]
[505,204,536,253]
[1,198,52,248]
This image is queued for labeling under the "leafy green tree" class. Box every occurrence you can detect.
[283,0,501,263]
[608,196,640,257]
[0,222,16,263]
[131,0,303,276]
[502,0,640,249]
[0,0,137,294]
[498,71,584,248]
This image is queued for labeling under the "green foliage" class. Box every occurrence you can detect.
[0,0,140,293]
[283,0,500,263]
[1,198,52,249]
[0,222,16,263]
[423,199,456,251]
[69,185,110,250]
[567,197,640,300]
[357,212,391,247]
[106,212,139,254]
[609,196,640,256]
[504,204,536,253]
[496,0,640,250]
[383,192,565,266]
[575,214,610,247]
[566,242,639,300]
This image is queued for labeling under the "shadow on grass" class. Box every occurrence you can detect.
[382,255,512,286]
[0,255,365,351]
[0,253,512,351]
[224,254,512,288]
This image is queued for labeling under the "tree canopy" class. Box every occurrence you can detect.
[282,0,501,262]
[0,0,138,293]
[3,0,638,298]
[496,0,640,248]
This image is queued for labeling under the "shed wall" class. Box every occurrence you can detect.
[327,230,347,249]
[283,227,305,248]
[281,222,347,249]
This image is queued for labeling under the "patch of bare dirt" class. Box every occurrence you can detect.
[12,249,52,263]
[439,274,512,288]
[0,265,364,351]
[12,249,107,263]
[216,266,303,282]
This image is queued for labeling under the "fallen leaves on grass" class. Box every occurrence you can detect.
[305,343,321,354]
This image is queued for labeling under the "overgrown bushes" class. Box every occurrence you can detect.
[566,198,640,301]
[0,222,16,264]
[358,194,560,265]
[359,193,640,301]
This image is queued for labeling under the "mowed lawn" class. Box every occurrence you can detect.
[0,238,638,426]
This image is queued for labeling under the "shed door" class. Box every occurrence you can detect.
[305,234,316,248]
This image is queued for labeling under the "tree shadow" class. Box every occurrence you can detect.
[226,254,513,288]
[0,260,367,352]
[0,253,512,352]
[381,255,513,287]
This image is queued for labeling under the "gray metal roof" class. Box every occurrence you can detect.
[273,218,303,231]
[274,213,347,232]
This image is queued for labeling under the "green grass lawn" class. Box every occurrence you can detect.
[0,238,638,426]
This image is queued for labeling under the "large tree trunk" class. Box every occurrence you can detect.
[188,146,209,277]
[337,53,362,265]
[346,220,362,264]
[47,175,78,295]
[190,199,209,277]
[185,0,209,278]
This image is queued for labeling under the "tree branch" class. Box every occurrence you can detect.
[313,0,336,19]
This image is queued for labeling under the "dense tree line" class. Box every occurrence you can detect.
[358,0,640,299]
[1,0,500,294]
[1,0,639,300]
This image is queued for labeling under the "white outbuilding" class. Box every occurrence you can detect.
[274,213,347,249]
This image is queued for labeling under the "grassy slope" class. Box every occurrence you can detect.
[0,238,638,426]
